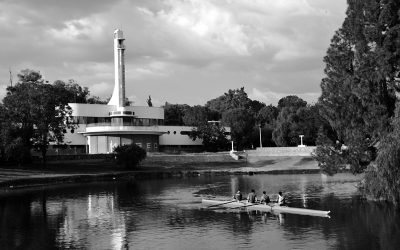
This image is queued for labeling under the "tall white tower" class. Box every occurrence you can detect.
[108,29,126,107]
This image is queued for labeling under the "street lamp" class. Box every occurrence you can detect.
[298,135,305,147]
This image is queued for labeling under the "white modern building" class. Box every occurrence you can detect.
[60,29,213,154]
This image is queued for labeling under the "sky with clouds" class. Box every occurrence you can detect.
[0,0,347,106]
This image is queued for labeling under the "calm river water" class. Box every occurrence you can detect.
[1,173,399,250]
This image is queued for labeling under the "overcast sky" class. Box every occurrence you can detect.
[0,0,347,106]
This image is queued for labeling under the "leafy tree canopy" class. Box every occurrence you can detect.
[277,95,307,110]
[206,87,252,115]
[182,105,209,126]
[257,105,278,126]
[2,69,75,164]
[189,123,229,152]
[163,102,190,125]
[315,0,400,203]
[222,107,255,149]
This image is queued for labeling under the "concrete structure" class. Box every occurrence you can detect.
[59,29,218,154]
[254,146,316,157]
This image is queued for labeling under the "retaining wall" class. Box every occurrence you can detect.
[143,152,238,163]
[251,146,316,156]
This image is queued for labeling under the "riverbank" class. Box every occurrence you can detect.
[0,152,320,190]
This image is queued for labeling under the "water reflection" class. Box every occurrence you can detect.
[0,174,399,249]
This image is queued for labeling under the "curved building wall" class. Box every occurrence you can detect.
[88,134,159,154]
[63,103,205,154]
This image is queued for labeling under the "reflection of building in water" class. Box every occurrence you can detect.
[230,176,239,197]
[278,213,285,225]
[299,175,308,208]
[55,194,126,249]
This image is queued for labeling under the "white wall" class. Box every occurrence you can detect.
[158,126,203,146]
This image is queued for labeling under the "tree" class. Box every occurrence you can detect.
[86,96,108,104]
[316,1,400,203]
[317,0,398,175]
[313,126,347,175]
[206,87,252,115]
[53,79,107,104]
[222,108,255,149]
[363,103,400,204]
[0,103,8,162]
[257,105,278,126]
[205,95,226,117]
[113,143,147,169]
[272,96,322,146]
[249,100,266,116]
[147,95,153,107]
[53,79,90,103]
[189,123,229,152]
[163,103,189,125]
[223,87,251,110]
[2,69,75,164]
[277,95,307,111]
[182,105,208,126]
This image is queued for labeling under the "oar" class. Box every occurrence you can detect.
[207,200,237,208]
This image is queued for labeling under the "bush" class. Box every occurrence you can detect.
[5,137,31,165]
[113,144,147,169]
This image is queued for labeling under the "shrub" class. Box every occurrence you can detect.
[113,144,147,169]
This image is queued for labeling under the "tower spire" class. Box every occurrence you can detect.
[108,29,126,107]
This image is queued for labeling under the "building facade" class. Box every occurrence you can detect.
[60,29,216,154]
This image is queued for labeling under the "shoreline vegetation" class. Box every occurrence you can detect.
[0,152,324,191]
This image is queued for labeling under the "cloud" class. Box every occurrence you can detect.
[0,0,347,105]
[249,87,320,106]
[47,17,106,42]
[89,81,113,98]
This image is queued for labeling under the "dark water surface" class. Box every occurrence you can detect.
[1,173,399,250]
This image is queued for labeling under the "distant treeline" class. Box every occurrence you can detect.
[162,87,328,151]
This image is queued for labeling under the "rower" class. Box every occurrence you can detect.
[260,191,270,204]
[277,191,286,206]
[247,189,257,203]
[233,190,242,201]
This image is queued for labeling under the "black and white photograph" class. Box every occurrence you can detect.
[0,0,399,249]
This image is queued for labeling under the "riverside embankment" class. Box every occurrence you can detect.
[0,147,320,190]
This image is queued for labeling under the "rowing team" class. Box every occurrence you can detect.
[233,189,286,206]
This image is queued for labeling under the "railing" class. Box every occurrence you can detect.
[84,125,164,134]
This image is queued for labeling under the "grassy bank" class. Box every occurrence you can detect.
[0,153,320,190]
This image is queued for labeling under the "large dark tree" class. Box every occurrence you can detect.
[206,87,252,115]
[189,123,229,152]
[53,79,107,104]
[163,103,189,125]
[316,0,400,202]
[2,69,75,164]
[273,96,321,146]
[277,95,307,111]
[182,105,209,126]
[222,107,255,149]
[257,105,278,126]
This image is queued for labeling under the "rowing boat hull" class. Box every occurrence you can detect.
[202,199,330,217]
